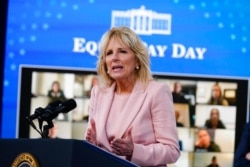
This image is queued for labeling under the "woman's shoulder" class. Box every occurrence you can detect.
[91,83,114,94]
[143,80,172,96]
[147,80,170,90]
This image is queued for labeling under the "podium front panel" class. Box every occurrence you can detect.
[0,139,138,167]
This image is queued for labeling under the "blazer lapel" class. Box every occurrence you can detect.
[95,81,147,146]
[116,81,147,138]
[95,84,116,149]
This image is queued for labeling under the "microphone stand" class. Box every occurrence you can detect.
[27,98,76,138]
[38,117,54,139]
[26,116,43,137]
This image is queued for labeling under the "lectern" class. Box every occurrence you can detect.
[0,139,138,167]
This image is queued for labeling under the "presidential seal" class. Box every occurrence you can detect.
[11,152,39,167]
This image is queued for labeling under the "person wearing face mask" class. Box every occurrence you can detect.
[84,26,180,167]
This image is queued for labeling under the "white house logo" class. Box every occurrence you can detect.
[111,6,172,35]
[72,6,206,60]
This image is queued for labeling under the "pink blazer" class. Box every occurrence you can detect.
[85,80,180,166]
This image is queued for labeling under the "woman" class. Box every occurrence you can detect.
[207,156,220,167]
[172,81,188,103]
[47,81,66,103]
[208,83,229,106]
[204,108,226,129]
[47,81,68,121]
[194,129,221,152]
[85,26,180,166]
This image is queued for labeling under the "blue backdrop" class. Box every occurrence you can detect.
[2,0,250,137]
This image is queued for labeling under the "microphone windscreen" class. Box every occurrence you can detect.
[47,100,62,108]
[61,99,77,113]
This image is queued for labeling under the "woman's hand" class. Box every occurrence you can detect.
[86,118,97,145]
[110,127,134,158]
[195,140,202,147]
[245,152,250,160]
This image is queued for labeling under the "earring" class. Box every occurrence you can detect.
[107,70,109,74]
[136,66,139,70]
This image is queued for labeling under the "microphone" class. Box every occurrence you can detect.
[26,100,62,132]
[38,99,77,121]
[28,100,62,120]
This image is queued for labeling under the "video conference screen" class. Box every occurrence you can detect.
[154,75,243,166]
[18,66,248,167]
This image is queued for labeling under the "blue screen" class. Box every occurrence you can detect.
[2,1,250,166]
[2,0,250,138]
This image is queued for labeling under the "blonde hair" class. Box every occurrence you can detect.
[97,26,152,87]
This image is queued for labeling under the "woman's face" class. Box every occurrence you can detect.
[210,109,219,121]
[212,85,221,98]
[198,130,210,147]
[52,83,60,92]
[174,82,182,93]
[105,37,138,82]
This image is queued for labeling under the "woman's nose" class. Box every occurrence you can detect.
[111,52,119,61]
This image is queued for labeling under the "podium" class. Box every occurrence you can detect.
[0,139,138,167]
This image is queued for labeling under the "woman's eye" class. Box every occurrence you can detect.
[106,51,112,56]
[120,50,127,53]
